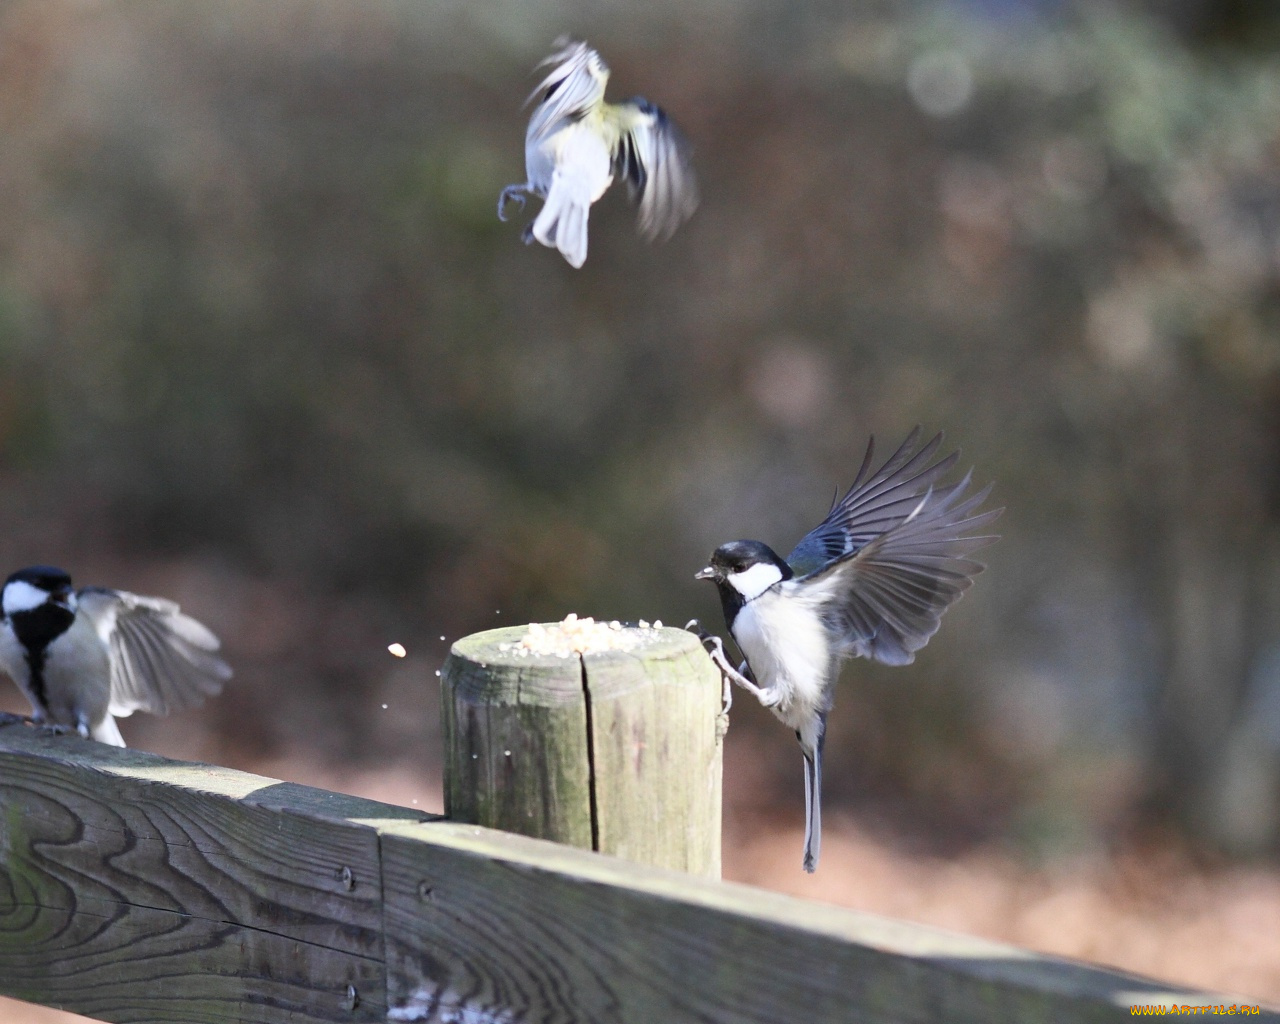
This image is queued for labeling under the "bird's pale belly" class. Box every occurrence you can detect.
[40,619,112,727]
[732,595,832,733]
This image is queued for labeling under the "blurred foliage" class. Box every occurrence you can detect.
[0,0,1279,857]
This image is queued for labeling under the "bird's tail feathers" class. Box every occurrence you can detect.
[801,714,827,873]
[532,177,590,268]
[89,714,126,747]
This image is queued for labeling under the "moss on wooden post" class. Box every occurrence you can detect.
[441,624,724,877]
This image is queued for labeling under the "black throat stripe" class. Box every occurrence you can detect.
[24,646,48,714]
[10,603,75,715]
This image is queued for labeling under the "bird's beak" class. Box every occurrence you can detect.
[51,588,72,606]
[694,566,716,581]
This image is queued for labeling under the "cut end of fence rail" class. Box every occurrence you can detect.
[440,623,724,877]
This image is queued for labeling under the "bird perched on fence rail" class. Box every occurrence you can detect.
[498,38,699,268]
[690,429,1000,873]
[0,565,231,746]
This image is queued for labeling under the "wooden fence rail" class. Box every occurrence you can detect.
[0,725,1272,1024]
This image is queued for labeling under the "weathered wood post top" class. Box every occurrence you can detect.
[441,617,724,877]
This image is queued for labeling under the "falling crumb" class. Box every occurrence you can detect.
[504,750,511,756]
[434,670,441,677]
[501,614,667,658]
[381,703,389,710]
[388,643,407,658]
[439,635,446,641]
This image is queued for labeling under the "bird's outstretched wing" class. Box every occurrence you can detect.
[788,428,959,574]
[526,40,608,145]
[614,100,699,241]
[786,429,1001,665]
[76,588,232,718]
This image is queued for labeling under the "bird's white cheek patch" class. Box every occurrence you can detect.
[3,580,47,616]
[727,562,785,601]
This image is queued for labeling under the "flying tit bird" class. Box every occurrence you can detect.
[498,39,698,268]
[0,566,231,746]
[693,430,1000,872]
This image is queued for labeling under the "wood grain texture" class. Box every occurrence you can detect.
[583,632,723,875]
[441,627,594,847]
[441,625,724,876]
[380,819,1278,1024]
[0,720,1270,1024]
[0,726,415,1024]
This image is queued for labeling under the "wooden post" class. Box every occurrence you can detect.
[441,623,725,877]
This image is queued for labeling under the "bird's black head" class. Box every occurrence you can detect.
[5,566,73,594]
[3,565,76,652]
[695,540,792,627]
[697,540,790,581]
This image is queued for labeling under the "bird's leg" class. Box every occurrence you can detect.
[520,223,536,245]
[497,185,528,222]
[684,620,771,708]
[685,620,736,712]
[712,658,732,718]
[734,657,781,708]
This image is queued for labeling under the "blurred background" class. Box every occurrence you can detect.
[2,0,1279,1017]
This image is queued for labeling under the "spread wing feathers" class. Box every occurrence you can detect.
[613,101,699,240]
[76,587,232,718]
[526,41,607,144]
[791,480,1001,666]
[786,427,959,576]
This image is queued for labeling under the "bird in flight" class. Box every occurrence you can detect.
[498,39,699,268]
[693,430,1000,872]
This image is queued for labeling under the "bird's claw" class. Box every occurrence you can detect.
[0,713,76,739]
[497,185,528,222]
[685,620,734,716]
[685,620,766,712]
